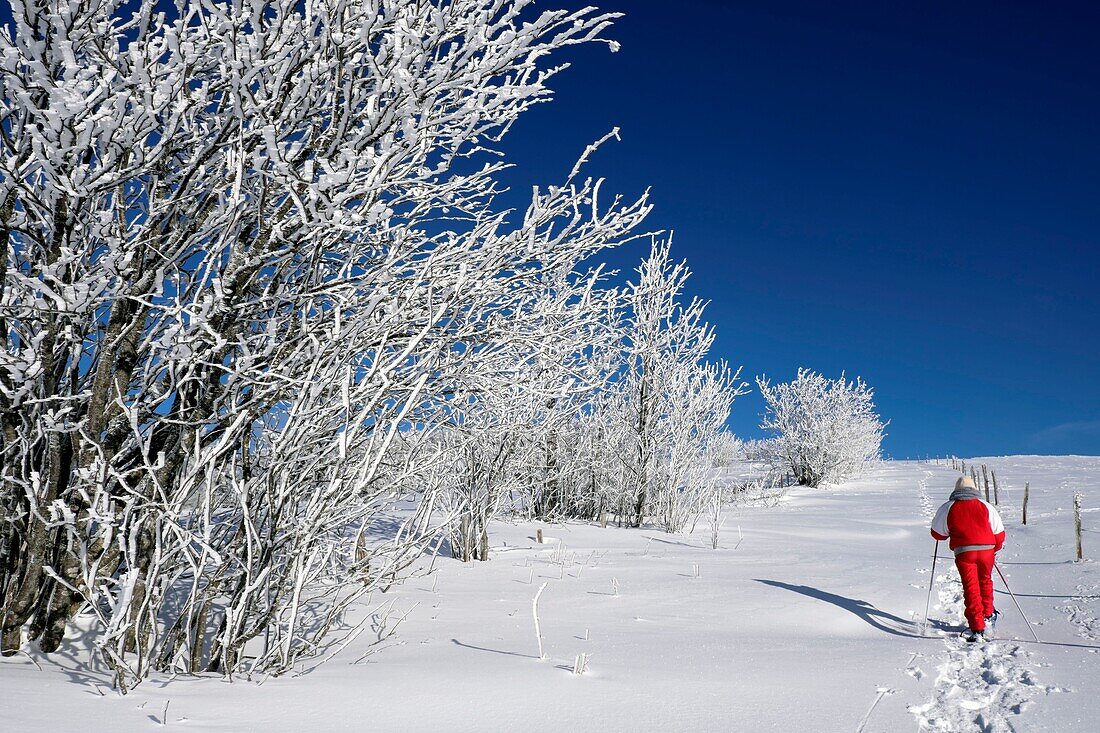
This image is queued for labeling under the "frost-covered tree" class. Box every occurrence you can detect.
[0,0,649,688]
[756,369,885,487]
[611,240,745,530]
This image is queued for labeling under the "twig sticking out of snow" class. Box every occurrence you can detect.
[855,688,894,733]
[12,649,43,672]
[351,601,420,665]
[533,582,548,660]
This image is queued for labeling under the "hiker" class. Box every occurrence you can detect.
[930,475,1005,642]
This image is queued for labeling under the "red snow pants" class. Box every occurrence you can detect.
[954,549,996,631]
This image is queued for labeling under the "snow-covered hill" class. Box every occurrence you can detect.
[2,457,1098,731]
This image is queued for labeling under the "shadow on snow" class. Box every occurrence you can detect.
[753,578,951,639]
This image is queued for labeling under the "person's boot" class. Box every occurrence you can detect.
[963,628,985,643]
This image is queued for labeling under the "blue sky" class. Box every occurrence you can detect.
[494,0,1100,457]
[4,1,1096,457]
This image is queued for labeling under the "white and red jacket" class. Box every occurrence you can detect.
[930,493,1005,555]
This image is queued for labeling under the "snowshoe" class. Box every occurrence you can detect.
[963,629,985,643]
[984,610,1000,639]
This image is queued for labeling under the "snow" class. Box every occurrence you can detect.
[2,456,1098,731]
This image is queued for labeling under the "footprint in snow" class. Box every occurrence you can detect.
[1061,584,1100,640]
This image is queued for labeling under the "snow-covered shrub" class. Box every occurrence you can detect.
[0,0,648,688]
[710,433,746,468]
[741,438,778,463]
[756,369,885,487]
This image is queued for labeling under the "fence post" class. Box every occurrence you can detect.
[1075,493,1084,561]
[991,470,999,505]
[1022,482,1029,525]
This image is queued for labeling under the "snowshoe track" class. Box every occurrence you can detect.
[911,472,1042,732]
[910,572,1041,731]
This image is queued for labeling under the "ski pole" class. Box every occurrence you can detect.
[922,540,939,636]
[994,562,1040,643]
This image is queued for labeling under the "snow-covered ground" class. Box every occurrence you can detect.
[2,457,1098,731]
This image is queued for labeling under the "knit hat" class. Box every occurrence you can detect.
[955,475,977,491]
